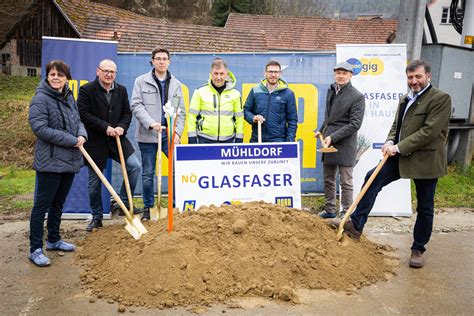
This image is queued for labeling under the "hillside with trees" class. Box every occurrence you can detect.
[92,0,400,26]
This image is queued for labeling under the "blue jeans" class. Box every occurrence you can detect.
[138,135,169,208]
[351,156,438,252]
[30,171,75,253]
[88,154,141,220]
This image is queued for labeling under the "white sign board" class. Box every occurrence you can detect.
[175,143,301,211]
[336,44,412,216]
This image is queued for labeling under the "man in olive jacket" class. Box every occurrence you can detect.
[316,61,365,219]
[78,59,142,232]
[333,60,452,269]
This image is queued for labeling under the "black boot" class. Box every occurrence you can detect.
[131,206,145,215]
[142,208,150,221]
[86,218,103,232]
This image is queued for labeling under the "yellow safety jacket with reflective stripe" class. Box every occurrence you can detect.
[187,70,243,142]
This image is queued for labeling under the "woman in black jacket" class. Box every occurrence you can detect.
[28,60,87,267]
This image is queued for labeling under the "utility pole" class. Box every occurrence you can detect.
[461,0,474,48]
[395,0,427,61]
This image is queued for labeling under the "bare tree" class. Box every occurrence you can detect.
[284,0,331,16]
[249,0,330,16]
[249,0,285,15]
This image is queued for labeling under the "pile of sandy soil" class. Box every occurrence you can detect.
[76,202,397,310]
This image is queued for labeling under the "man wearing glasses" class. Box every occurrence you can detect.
[131,47,186,220]
[78,59,142,231]
[243,60,298,142]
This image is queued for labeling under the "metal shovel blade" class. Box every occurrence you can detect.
[79,145,144,240]
[151,206,167,221]
[132,215,148,234]
[318,146,338,153]
[159,206,168,219]
[150,206,159,221]
[124,221,142,240]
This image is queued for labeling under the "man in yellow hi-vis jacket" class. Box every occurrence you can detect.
[187,58,243,143]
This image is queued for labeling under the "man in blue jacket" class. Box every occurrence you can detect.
[244,60,298,142]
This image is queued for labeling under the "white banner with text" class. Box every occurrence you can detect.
[175,143,301,211]
[336,44,411,216]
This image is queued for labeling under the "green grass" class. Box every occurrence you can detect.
[0,74,40,101]
[0,165,35,196]
[418,164,473,208]
[0,165,35,213]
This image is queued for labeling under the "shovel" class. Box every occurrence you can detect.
[115,135,134,215]
[79,145,147,240]
[336,153,390,241]
[316,132,338,153]
[166,109,180,233]
[150,128,167,221]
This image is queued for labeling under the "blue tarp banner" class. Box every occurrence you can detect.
[41,37,117,218]
[39,38,337,217]
[117,52,336,193]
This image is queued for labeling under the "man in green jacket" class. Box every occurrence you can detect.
[333,59,451,269]
[187,58,243,143]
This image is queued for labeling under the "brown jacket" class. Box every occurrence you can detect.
[387,86,451,179]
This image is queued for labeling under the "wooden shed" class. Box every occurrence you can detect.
[1,0,79,76]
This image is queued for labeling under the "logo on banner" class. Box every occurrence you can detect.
[275,196,293,207]
[223,200,242,205]
[346,58,384,76]
[183,200,196,211]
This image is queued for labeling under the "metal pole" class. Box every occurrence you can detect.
[461,0,474,48]
[395,0,427,61]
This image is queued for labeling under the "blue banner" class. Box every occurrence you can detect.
[117,52,336,193]
[41,37,117,217]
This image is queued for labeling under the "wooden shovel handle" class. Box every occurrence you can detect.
[337,153,390,240]
[79,145,133,222]
[157,129,162,207]
[318,133,328,148]
[258,120,262,143]
[115,136,133,213]
[168,113,179,233]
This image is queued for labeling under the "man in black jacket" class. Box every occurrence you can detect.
[316,61,365,219]
[78,59,142,232]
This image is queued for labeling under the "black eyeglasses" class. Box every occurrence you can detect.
[98,68,116,75]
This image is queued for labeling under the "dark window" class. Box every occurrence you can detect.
[1,54,11,75]
[442,7,463,24]
[1,53,10,64]
[27,68,37,77]
[441,7,449,24]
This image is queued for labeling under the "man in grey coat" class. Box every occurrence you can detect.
[131,47,186,220]
[315,61,365,219]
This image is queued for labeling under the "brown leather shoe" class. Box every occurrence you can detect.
[409,250,424,268]
[343,220,362,239]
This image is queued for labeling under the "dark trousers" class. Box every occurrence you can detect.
[29,171,75,253]
[351,156,438,252]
